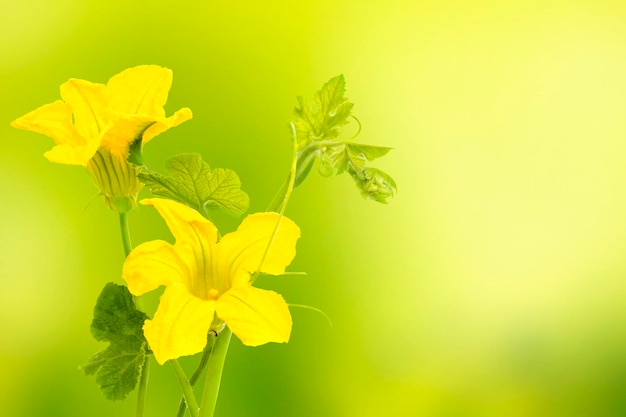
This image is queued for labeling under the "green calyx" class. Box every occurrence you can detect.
[87,148,142,213]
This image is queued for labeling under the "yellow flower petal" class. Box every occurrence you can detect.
[43,144,92,165]
[143,283,216,364]
[142,198,220,297]
[107,65,171,118]
[59,78,108,140]
[12,65,191,170]
[216,284,292,346]
[141,198,218,245]
[219,213,300,279]
[99,115,156,157]
[142,107,193,144]
[11,101,80,145]
[11,101,96,166]
[123,240,189,296]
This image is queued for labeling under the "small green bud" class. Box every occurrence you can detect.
[351,167,397,203]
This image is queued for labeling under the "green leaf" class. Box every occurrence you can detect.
[293,75,354,150]
[290,76,397,203]
[82,283,148,401]
[138,153,250,218]
[345,144,392,163]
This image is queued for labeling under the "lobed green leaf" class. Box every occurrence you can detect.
[82,283,148,401]
[293,75,354,150]
[138,153,250,218]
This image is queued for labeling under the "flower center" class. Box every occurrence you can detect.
[208,288,219,300]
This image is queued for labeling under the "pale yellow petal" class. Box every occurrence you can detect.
[216,284,292,346]
[122,240,189,296]
[107,65,171,117]
[142,107,193,144]
[99,115,156,156]
[11,101,93,166]
[143,283,216,364]
[142,198,219,298]
[219,213,300,280]
[59,79,108,140]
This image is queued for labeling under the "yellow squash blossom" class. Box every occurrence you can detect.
[11,65,192,212]
[122,198,300,365]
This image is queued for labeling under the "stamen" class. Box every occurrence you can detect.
[208,288,219,300]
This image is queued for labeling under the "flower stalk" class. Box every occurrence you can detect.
[119,212,133,258]
[118,212,151,417]
[198,328,232,417]
[176,335,216,417]
[171,360,200,417]
[136,356,150,417]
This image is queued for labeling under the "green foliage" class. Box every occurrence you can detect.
[349,167,397,204]
[291,76,396,202]
[82,283,148,401]
[138,153,250,218]
[293,75,354,150]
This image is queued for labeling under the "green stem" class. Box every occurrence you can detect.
[176,335,216,417]
[119,212,132,257]
[171,360,200,417]
[251,122,299,285]
[198,328,232,417]
[118,211,149,417]
[267,176,290,213]
[136,356,150,417]
[121,212,145,313]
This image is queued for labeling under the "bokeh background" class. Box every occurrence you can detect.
[3,1,626,416]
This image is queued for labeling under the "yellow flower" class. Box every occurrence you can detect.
[11,65,192,212]
[122,198,301,365]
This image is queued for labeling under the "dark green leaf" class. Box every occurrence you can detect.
[82,283,148,401]
[138,153,250,218]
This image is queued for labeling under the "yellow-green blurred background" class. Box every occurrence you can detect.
[3,1,626,416]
